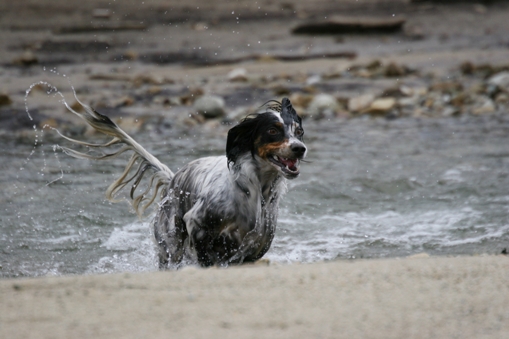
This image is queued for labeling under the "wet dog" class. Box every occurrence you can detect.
[59,97,306,268]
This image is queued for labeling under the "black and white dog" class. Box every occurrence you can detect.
[59,97,306,268]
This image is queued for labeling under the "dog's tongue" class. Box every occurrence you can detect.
[280,158,297,170]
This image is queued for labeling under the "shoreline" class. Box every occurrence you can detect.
[1,255,508,339]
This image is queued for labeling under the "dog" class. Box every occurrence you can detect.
[58,96,307,268]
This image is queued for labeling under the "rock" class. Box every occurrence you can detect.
[292,15,405,35]
[192,22,209,31]
[488,71,509,93]
[271,85,290,96]
[92,8,111,19]
[366,97,397,114]
[227,107,251,121]
[89,73,131,82]
[348,94,375,113]
[349,60,412,79]
[227,68,248,82]
[429,81,463,94]
[0,93,12,106]
[306,74,322,86]
[472,97,496,115]
[70,100,85,113]
[111,96,135,108]
[384,62,408,77]
[289,93,313,109]
[442,106,461,117]
[382,86,413,98]
[194,95,226,119]
[115,117,144,134]
[366,60,382,71]
[13,50,38,66]
[180,87,205,105]
[404,24,425,40]
[458,62,508,78]
[132,74,174,86]
[450,92,471,107]
[39,118,59,129]
[307,94,341,119]
[398,96,420,116]
[495,93,509,104]
[459,61,476,75]
[122,50,139,61]
[147,86,162,96]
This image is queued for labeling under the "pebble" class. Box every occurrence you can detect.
[348,94,375,113]
[366,97,397,114]
[307,94,341,119]
[111,96,135,108]
[227,68,248,82]
[194,95,226,119]
[0,93,12,106]
[13,50,38,66]
[384,62,407,77]
[306,74,322,86]
[92,8,111,19]
[115,117,145,134]
[472,97,496,115]
[132,74,174,86]
[488,71,509,93]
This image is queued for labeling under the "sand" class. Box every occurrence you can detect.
[1,255,508,339]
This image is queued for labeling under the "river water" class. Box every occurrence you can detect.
[1,113,509,278]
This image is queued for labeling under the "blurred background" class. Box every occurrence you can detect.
[1,0,509,278]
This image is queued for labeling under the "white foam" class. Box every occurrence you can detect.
[85,204,508,271]
[267,206,507,263]
[87,221,158,274]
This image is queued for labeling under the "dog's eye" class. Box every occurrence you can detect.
[295,128,304,137]
[268,128,279,135]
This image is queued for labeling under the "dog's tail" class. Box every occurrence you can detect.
[56,94,174,217]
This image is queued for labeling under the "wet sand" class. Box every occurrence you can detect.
[1,255,508,339]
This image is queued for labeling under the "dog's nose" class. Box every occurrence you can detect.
[291,144,307,158]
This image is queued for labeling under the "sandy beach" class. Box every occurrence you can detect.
[1,255,508,338]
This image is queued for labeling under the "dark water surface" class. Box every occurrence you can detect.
[1,114,509,278]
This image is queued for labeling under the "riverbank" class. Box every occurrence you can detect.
[1,0,509,137]
[1,255,508,339]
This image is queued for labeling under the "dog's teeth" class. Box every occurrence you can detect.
[273,155,279,161]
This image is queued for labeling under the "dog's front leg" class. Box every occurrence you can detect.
[227,229,261,264]
[183,200,216,267]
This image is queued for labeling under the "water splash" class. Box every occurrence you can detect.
[23,74,82,187]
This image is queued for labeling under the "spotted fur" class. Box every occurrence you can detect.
[60,96,307,268]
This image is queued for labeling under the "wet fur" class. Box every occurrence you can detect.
[59,97,306,268]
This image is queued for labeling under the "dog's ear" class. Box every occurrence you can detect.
[226,116,258,168]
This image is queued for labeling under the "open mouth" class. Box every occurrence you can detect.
[268,155,300,177]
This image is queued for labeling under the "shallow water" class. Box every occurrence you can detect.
[1,114,509,278]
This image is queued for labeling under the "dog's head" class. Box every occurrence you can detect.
[226,98,307,179]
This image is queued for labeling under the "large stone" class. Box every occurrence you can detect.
[194,95,226,119]
[307,94,341,119]
[227,68,248,82]
[367,97,397,114]
[472,97,496,115]
[488,71,509,93]
[348,94,375,113]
